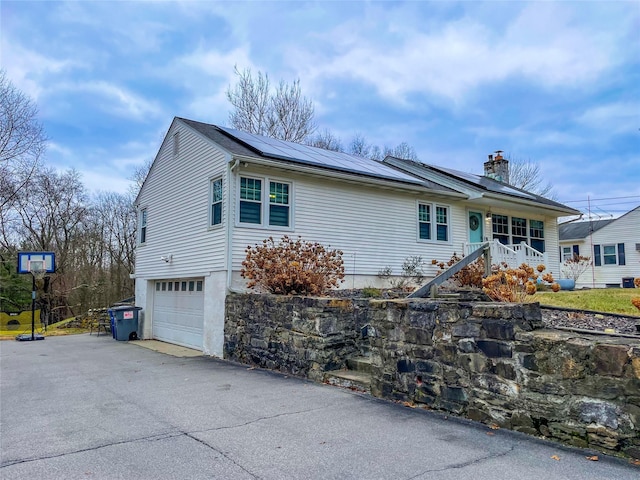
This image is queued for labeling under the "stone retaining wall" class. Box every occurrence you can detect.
[224,294,640,457]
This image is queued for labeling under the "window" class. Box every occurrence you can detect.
[418,203,449,242]
[196,280,203,292]
[161,282,166,291]
[492,214,509,244]
[238,176,293,228]
[174,282,180,291]
[188,281,195,291]
[269,181,290,227]
[562,246,573,263]
[155,282,160,291]
[418,204,431,240]
[603,245,617,265]
[181,281,187,291]
[529,220,545,252]
[512,217,527,245]
[239,177,262,224]
[168,282,173,291]
[210,178,223,226]
[436,206,448,241]
[139,209,147,244]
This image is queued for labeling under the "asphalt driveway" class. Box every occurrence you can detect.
[1,334,637,480]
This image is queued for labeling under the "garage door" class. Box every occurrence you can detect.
[152,278,204,350]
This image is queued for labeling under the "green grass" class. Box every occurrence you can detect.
[536,288,640,316]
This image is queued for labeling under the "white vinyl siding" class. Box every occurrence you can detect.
[230,165,467,280]
[134,122,228,278]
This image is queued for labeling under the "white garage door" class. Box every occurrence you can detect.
[152,278,204,350]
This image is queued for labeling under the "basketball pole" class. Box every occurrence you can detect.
[31,273,36,341]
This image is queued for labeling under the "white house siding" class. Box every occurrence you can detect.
[229,164,469,289]
[564,208,640,288]
[134,120,230,354]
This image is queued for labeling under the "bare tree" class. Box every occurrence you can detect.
[306,128,343,152]
[507,155,556,199]
[348,133,372,158]
[130,158,152,195]
[12,168,88,322]
[385,142,418,161]
[226,67,316,142]
[0,70,46,211]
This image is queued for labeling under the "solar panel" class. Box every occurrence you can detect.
[217,126,424,184]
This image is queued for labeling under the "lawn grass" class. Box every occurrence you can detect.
[536,288,640,316]
[0,316,90,340]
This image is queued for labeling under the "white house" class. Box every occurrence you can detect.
[559,206,640,289]
[133,117,578,356]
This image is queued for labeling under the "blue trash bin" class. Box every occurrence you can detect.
[108,306,142,341]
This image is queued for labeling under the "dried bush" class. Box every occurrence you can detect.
[378,256,426,290]
[635,278,640,289]
[632,298,640,312]
[482,263,557,302]
[432,253,485,288]
[561,254,592,282]
[240,236,345,295]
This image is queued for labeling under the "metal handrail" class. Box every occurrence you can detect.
[408,243,491,299]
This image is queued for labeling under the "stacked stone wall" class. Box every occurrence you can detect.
[224,294,640,457]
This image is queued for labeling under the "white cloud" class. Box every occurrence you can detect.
[576,102,639,135]
[288,2,631,105]
[52,81,164,120]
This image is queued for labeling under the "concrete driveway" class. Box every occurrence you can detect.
[1,334,637,480]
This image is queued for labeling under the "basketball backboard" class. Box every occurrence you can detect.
[17,252,56,274]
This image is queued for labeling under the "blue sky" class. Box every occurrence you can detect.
[2,1,639,218]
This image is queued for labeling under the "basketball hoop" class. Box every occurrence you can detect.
[28,260,47,280]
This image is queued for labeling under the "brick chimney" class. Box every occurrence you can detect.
[483,150,509,183]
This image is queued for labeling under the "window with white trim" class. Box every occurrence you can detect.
[562,246,573,263]
[490,215,546,252]
[512,217,527,245]
[529,220,545,252]
[603,244,617,265]
[492,214,509,244]
[210,178,223,226]
[239,176,291,228]
[239,177,262,224]
[269,181,290,227]
[139,208,147,244]
[418,203,449,242]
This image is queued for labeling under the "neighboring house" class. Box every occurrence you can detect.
[559,206,640,289]
[133,117,578,355]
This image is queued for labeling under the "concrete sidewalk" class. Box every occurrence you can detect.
[1,334,637,479]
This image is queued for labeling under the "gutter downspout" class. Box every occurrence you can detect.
[226,158,240,293]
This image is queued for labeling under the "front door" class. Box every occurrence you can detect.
[468,211,483,244]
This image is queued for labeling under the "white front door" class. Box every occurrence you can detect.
[152,278,204,350]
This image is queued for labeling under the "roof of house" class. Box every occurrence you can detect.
[558,219,615,240]
[173,117,578,215]
[383,156,579,213]
[559,206,640,240]
[179,118,456,192]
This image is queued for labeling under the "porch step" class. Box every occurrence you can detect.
[346,356,372,374]
[324,370,371,393]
